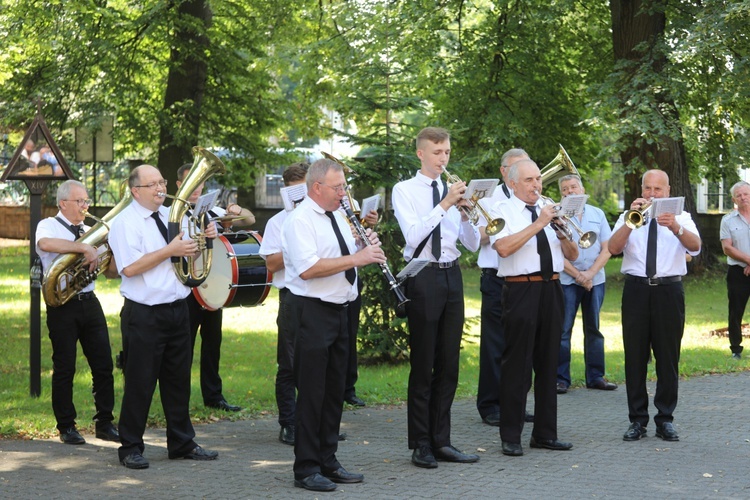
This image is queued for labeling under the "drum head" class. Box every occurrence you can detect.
[194,234,236,311]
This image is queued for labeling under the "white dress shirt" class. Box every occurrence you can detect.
[281,197,358,304]
[392,171,480,262]
[476,182,510,269]
[489,195,567,277]
[35,213,96,293]
[613,210,700,278]
[259,209,288,289]
[109,202,191,305]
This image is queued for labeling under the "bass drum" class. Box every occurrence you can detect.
[193,231,272,311]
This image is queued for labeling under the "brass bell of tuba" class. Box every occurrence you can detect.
[540,144,579,187]
[166,146,227,288]
[42,184,133,307]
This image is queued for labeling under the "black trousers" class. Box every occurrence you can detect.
[500,279,563,444]
[406,265,464,450]
[118,298,197,461]
[727,265,750,354]
[275,288,296,427]
[344,277,364,399]
[477,269,505,419]
[289,293,349,479]
[186,293,225,405]
[46,295,115,432]
[622,279,684,428]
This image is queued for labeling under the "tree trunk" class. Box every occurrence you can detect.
[157,0,212,188]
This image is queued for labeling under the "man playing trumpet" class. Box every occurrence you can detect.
[489,159,578,457]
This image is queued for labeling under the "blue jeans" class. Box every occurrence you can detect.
[557,283,606,387]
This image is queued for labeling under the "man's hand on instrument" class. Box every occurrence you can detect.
[204,220,218,239]
[355,244,387,266]
[363,210,378,227]
[81,243,99,272]
[538,203,557,225]
[169,231,199,257]
[365,228,381,247]
[630,197,650,211]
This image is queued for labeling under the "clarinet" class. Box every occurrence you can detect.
[340,200,409,318]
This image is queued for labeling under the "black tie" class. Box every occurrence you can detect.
[70,224,83,239]
[646,218,657,278]
[151,212,170,243]
[325,211,356,285]
[526,205,554,281]
[431,180,441,260]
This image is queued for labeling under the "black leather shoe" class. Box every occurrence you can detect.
[169,445,219,460]
[120,452,149,469]
[588,378,618,391]
[411,445,438,468]
[95,423,120,442]
[344,395,366,407]
[323,467,364,484]
[556,382,568,394]
[279,425,295,445]
[434,445,479,463]
[206,399,242,412]
[338,433,347,441]
[59,427,85,445]
[529,436,573,451]
[623,422,647,441]
[655,422,679,442]
[524,411,535,423]
[295,473,337,491]
[501,441,523,456]
[482,412,500,426]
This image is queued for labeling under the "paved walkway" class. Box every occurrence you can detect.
[1,372,750,499]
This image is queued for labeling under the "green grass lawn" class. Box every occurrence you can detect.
[0,243,746,439]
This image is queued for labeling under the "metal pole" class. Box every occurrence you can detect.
[29,192,43,397]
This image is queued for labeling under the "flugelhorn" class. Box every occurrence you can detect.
[535,191,597,249]
[625,201,652,229]
[164,147,227,287]
[442,167,505,235]
[42,185,132,307]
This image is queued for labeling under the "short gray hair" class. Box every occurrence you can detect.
[507,159,538,183]
[558,174,582,191]
[730,180,750,198]
[501,148,529,168]
[306,158,343,189]
[56,180,86,207]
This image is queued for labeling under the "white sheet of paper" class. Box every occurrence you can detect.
[281,184,308,211]
[464,179,499,200]
[559,194,588,217]
[194,189,220,217]
[360,194,380,215]
[397,258,429,280]
[651,196,684,217]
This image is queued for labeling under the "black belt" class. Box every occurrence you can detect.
[76,291,95,301]
[625,274,682,286]
[481,268,498,274]
[302,296,349,311]
[427,259,459,269]
[125,297,186,308]
[505,273,560,283]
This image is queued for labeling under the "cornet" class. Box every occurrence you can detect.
[535,191,597,249]
[442,168,505,236]
[625,201,652,229]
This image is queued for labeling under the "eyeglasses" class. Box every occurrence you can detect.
[135,179,168,189]
[318,183,349,194]
[64,198,92,206]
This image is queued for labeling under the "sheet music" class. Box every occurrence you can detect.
[559,194,588,217]
[360,194,380,215]
[397,259,429,280]
[464,179,499,200]
[194,189,220,217]
[281,184,308,211]
[651,196,684,217]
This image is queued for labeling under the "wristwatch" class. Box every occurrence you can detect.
[675,225,684,237]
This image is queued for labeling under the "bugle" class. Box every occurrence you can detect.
[535,191,597,249]
[442,168,505,235]
[340,198,409,318]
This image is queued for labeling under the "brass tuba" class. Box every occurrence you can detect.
[166,146,227,287]
[42,185,132,307]
[540,144,579,187]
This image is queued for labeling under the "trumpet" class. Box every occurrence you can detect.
[340,198,409,318]
[625,201,652,229]
[535,191,598,249]
[442,168,505,236]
